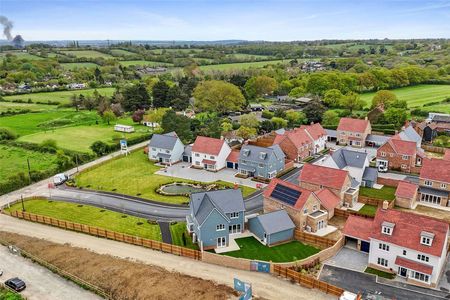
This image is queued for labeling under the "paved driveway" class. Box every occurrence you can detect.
[0,246,101,300]
[324,247,368,272]
[155,162,263,188]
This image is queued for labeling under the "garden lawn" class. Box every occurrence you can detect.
[364,267,395,279]
[75,150,256,204]
[220,237,320,263]
[0,145,58,183]
[60,50,113,59]
[199,60,289,71]
[355,204,377,217]
[5,199,162,241]
[60,62,99,70]
[360,186,396,201]
[0,286,23,300]
[360,84,450,112]
[3,87,116,105]
[118,60,173,67]
[18,124,149,153]
[170,222,198,250]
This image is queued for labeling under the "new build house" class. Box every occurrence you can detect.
[376,136,424,174]
[337,117,371,148]
[300,123,328,154]
[418,158,450,207]
[148,132,185,165]
[238,144,285,180]
[344,207,449,288]
[191,136,231,171]
[248,210,295,246]
[186,189,245,250]
[273,127,314,161]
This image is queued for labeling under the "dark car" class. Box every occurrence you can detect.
[4,277,26,292]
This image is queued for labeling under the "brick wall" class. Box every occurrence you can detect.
[359,196,395,208]
[201,251,252,270]
[377,177,401,187]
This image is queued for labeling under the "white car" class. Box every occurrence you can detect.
[340,291,359,300]
[53,173,69,186]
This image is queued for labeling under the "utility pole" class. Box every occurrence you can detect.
[75,154,79,173]
[21,195,25,212]
[26,158,32,184]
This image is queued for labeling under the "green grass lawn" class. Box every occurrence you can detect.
[360,84,450,113]
[0,101,56,113]
[60,62,99,70]
[110,49,139,57]
[360,186,396,201]
[219,236,320,263]
[75,150,256,204]
[0,145,58,183]
[364,267,396,279]
[199,60,289,71]
[118,60,173,67]
[60,50,113,59]
[5,199,162,241]
[0,286,24,300]
[3,87,116,105]
[355,204,377,217]
[170,222,198,250]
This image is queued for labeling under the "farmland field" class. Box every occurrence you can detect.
[119,60,173,67]
[3,87,116,105]
[0,51,43,60]
[110,49,138,57]
[60,62,99,70]
[228,53,272,59]
[60,50,113,59]
[360,84,450,113]
[0,101,55,113]
[0,145,58,183]
[199,60,288,71]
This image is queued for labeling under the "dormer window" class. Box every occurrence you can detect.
[243,149,250,157]
[259,152,267,160]
[382,221,395,235]
[420,231,434,246]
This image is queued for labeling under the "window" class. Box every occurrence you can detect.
[402,155,409,160]
[216,224,225,231]
[195,161,200,166]
[381,152,386,157]
[401,164,407,169]
[379,243,390,251]
[403,250,407,256]
[303,208,308,214]
[377,257,388,267]
[166,150,170,153]
[424,180,432,186]
[356,133,361,137]
[441,183,447,189]
[421,236,432,246]
[230,212,239,219]
[152,148,157,151]
[390,153,394,157]
[382,226,392,235]
[195,153,200,157]
[258,163,264,168]
[210,156,215,159]
[411,271,430,283]
[313,205,318,211]
[355,141,360,146]
[417,254,429,262]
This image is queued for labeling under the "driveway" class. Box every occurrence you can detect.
[438,255,450,292]
[0,245,101,300]
[155,162,264,188]
[320,265,449,300]
[324,247,368,272]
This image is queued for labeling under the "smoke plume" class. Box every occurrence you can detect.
[0,15,13,40]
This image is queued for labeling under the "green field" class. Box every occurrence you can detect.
[75,150,255,204]
[0,101,55,113]
[360,84,450,113]
[218,236,320,263]
[60,50,113,59]
[0,51,43,60]
[228,53,272,60]
[0,145,58,183]
[3,87,116,105]
[5,199,162,241]
[170,222,198,250]
[119,60,172,67]
[110,49,138,57]
[199,60,288,71]
[60,62,99,70]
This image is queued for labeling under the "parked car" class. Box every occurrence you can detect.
[53,173,68,186]
[4,277,26,292]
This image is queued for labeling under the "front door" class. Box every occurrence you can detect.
[217,237,226,248]
[317,220,325,230]
[399,267,407,277]
[263,233,267,244]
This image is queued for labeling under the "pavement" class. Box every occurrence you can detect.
[438,255,450,292]
[0,214,332,300]
[324,247,368,272]
[0,245,101,300]
[158,221,172,244]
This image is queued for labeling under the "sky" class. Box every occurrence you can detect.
[1,0,449,41]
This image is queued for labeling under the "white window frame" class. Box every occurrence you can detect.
[421,236,432,246]
[401,164,407,169]
[441,183,447,189]
[417,254,430,262]
[377,257,388,267]
[382,226,392,235]
[381,152,386,157]
[424,180,432,187]
[379,243,390,251]
[402,155,409,160]
[216,224,226,231]
[230,212,239,219]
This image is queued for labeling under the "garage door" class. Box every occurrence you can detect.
[183,156,189,162]
[361,241,370,253]
[227,162,234,168]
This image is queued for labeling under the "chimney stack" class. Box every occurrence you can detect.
[382,200,389,210]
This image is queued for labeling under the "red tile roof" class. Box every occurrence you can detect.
[395,257,433,275]
[371,209,449,257]
[273,127,313,149]
[343,215,373,242]
[192,136,226,155]
[226,150,240,163]
[264,178,313,210]
[444,149,450,161]
[395,181,418,199]
[420,158,450,183]
[337,117,370,133]
[202,159,216,165]
[315,188,341,211]
[386,137,417,156]
[298,163,349,190]
[300,123,327,140]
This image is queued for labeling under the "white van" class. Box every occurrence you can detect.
[53,173,68,185]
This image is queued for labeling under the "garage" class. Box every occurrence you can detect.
[183,155,192,163]
[361,241,370,253]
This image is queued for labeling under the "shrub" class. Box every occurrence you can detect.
[90,141,110,156]
[40,139,58,150]
[0,127,17,140]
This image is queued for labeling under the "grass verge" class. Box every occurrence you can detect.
[169,222,198,250]
[364,267,396,279]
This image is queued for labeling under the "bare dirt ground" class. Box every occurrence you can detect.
[0,231,237,300]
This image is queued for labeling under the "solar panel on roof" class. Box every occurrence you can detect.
[270,184,301,206]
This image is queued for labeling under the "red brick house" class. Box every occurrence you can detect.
[395,181,419,209]
[337,117,371,148]
[273,127,314,162]
[418,158,450,208]
[376,136,424,174]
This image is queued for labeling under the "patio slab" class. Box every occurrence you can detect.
[309,225,338,237]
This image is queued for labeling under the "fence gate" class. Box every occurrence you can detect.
[250,261,270,273]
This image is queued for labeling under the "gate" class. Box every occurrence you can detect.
[250,261,270,273]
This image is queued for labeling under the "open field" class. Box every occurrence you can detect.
[3,87,116,105]
[219,236,320,263]
[0,101,55,113]
[118,60,173,67]
[60,62,99,70]
[199,60,288,71]
[75,150,255,204]
[0,232,236,300]
[170,222,198,250]
[360,84,450,113]
[110,49,138,57]
[0,51,43,60]
[60,50,113,59]
[0,145,58,183]
[5,199,162,241]
[228,53,272,60]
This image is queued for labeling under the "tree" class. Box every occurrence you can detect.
[260,120,274,133]
[288,86,306,98]
[270,117,288,129]
[322,110,340,126]
[111,103,124,117]
[372,90,397,109]
[193,80,245,113]
[236,126,257,140]
[240,114,259,128]
[97,96,110,116]
[152,81,170,108]
[161,110,193,143]
[70,94,81,111]
[102,110,116,125]
[303,100,326,123]
[145,108,170,125]
[90,141,109,156]
[244,75,278,99]
[122,83,150,112]
[384,108,408,128]
[82,96,96,111]
[56,149,73,170]
[221,121,233,133]
[132,110,145,123]
[340,92,365,113]
[285,110,306,128]
[323,89,343,108]
[168,85,188,111]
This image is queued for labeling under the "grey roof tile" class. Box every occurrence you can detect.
[255,210,295,235]
[149,132,181,150]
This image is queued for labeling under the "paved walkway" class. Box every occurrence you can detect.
[0,215,331,300]
[158,221,172,244]
[324,247,368,272]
